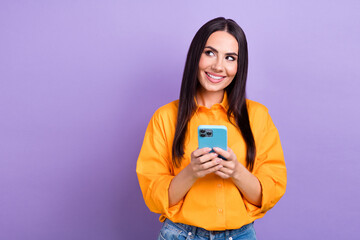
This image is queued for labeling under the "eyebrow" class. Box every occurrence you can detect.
[204,46,238,56]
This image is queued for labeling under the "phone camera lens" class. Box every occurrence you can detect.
[206,131,212,136]
[200,129,206,134]
[200,133,206,137]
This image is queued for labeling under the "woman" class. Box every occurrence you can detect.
[136,17,287,240]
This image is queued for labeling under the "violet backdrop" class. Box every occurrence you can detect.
[1,0,359,239]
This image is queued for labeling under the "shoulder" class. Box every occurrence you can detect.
[150,100,179,128]
[153,100,178,119]
[246,99,271,131]
[246,99,269,117]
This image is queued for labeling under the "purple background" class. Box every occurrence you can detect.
[1,0,359,239]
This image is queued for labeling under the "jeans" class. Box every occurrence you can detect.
[158,219,257,240]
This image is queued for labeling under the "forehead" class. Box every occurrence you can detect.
[205,31,238,53]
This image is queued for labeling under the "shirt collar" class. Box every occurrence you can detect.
[194,91,229,112]
[219,91,229,110]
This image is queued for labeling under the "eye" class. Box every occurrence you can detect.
[204,50,215,56]
[226,56,236,61]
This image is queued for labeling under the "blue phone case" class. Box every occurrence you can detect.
[198,125,227,160]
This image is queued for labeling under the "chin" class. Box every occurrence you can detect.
[203,85,225,93]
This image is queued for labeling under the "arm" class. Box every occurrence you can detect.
[213,147,262,207]
[137,110,223,214]
[168,148,222,207]
[136,111,177,215]
[213,108,286,211]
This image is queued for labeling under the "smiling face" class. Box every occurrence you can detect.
[197,31,239,95]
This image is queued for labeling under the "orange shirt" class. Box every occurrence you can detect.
[136,94,287,230]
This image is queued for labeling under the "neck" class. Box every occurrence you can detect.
[196,89,224,108]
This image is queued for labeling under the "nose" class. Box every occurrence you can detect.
[211,57,224,72]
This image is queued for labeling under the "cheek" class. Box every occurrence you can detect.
[197,56,209,81]
[198,56,207,71]
[228,64,238,77]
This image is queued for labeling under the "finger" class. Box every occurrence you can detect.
[214,170,230,179]
[200,158,221,170]
[216,165,233,176]
[198,164,223,177]
[197,152,218,164]
[192,147,212,158]
[227,147,237,161]
[213,147,231,160]
[217,158,234,169]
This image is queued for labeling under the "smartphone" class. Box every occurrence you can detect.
[198,125,228,160]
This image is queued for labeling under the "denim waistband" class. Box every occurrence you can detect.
[164,218,254,238]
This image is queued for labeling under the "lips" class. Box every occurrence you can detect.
[205,72,225,83]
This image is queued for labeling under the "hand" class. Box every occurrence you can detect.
[212,147,245,179]
[187,148,223,179]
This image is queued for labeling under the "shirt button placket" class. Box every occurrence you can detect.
[215,179,225,226]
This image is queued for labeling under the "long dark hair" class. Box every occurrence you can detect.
[172,17,256,171]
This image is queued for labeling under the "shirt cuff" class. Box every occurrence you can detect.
[144,175,184,218]
[257,173,277,213]
[243,174,277,216]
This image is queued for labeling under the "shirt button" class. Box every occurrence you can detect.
[188,232,192,236]
[218,209,223,213]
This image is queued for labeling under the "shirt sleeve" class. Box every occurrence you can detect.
[244,108,287,216]
[136,110,183,218]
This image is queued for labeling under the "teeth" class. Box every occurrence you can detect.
[207,73,223,80]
